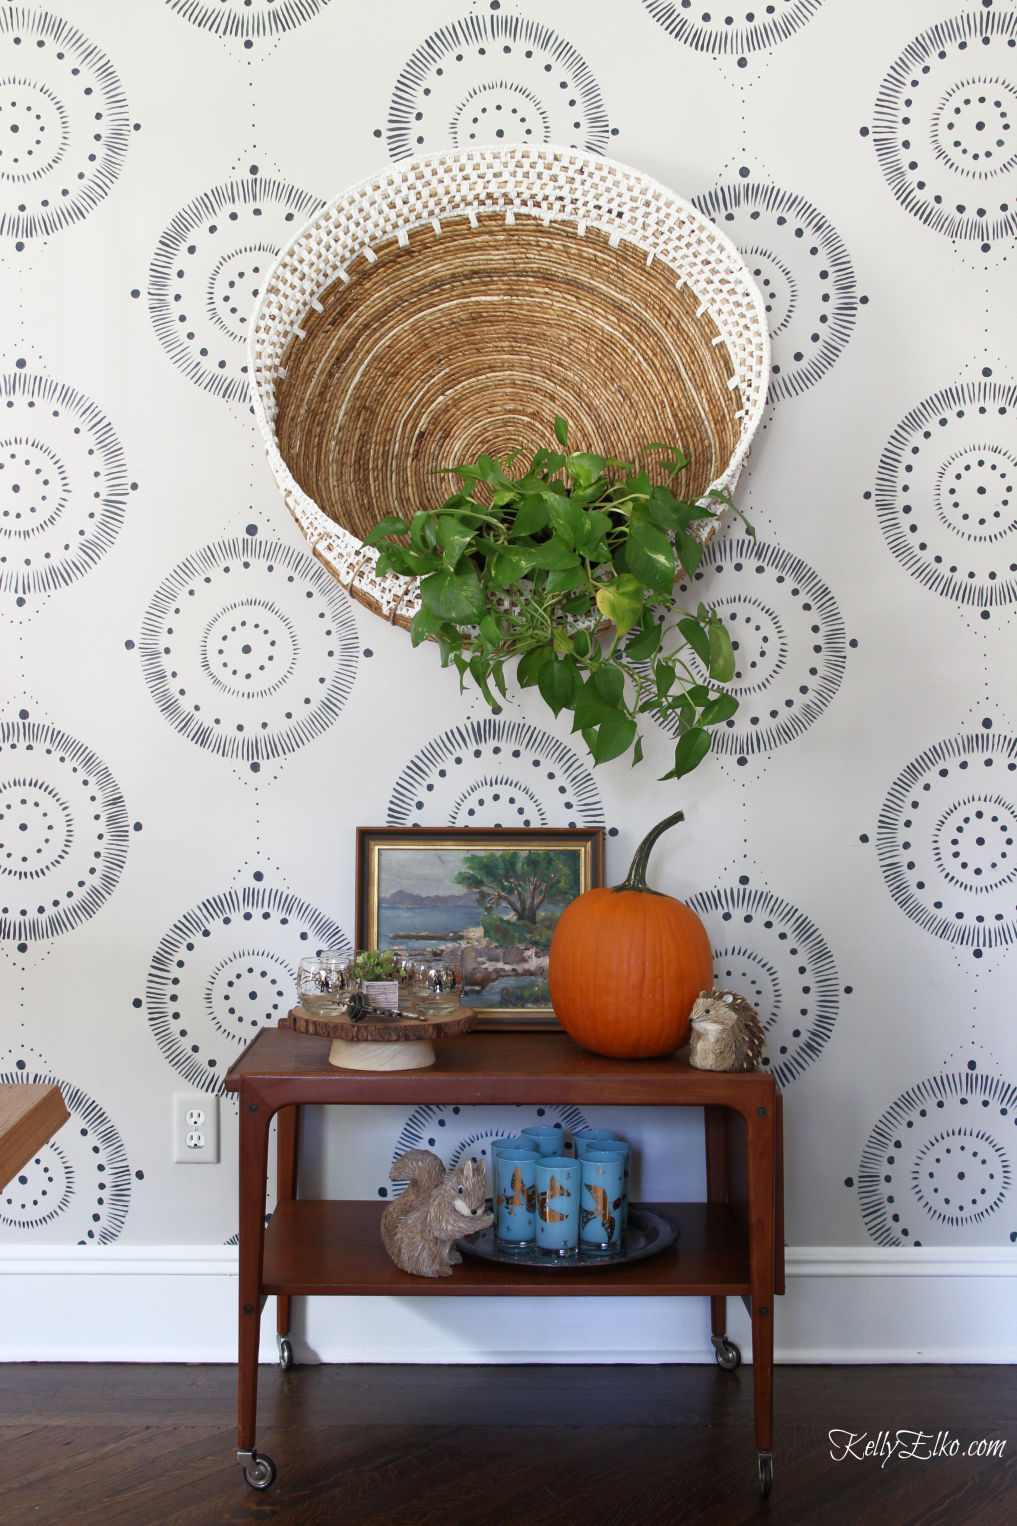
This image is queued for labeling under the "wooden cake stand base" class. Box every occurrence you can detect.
[289,1005,476,1070]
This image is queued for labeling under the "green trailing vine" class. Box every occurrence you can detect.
[363,416,752,783]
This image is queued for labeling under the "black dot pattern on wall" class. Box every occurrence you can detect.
[385,12,612,161]
[0,9,131,245]
[146,177,324,402]
[0,1067,133,1244]
[688,880,840,1089]
[376,1102,591,1198]
[144,885,349,1092]
[137,537,358,768]
[876,726,1017,953]
[856,1067,1016,1245]
[671,538,848,759]
[641,0,823,58]
[164,0,331,41]
[0,368,131,599]
[870,9,1017,249]
[874,379,1017,614]
[693,180,859,403]
[387,718,603,828]
[0,718,129,945]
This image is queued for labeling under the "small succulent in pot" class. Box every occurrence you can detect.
[363,416,750,783]
[351,949,400,982]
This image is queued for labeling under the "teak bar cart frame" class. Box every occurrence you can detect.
[224,1025,784,1497]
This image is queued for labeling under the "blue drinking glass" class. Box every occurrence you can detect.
[535,1155,581,1257]
[521,1124,567,1156]
[579,1154,625,1254]
[573,1127,619,1159]
[487,1137,540,1209]
[494,1148,537,1249]
[583,1143,631,1236]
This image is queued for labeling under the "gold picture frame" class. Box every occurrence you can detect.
[356,826,605,1031]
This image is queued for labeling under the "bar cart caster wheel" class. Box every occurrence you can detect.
[712,1335,742,1370]
[758,1452,773,1500]
[277,1334,294,1370]
[239,1450,277,1491]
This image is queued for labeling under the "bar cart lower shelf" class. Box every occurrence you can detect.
[262,1199,748,1295]
[224,1024,784,1499]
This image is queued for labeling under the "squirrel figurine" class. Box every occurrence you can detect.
[380,1149,494,1277]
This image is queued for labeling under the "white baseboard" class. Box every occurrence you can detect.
[1,1244,1014,1364]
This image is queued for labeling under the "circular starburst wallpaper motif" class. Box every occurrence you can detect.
[870,8,1017,249]
[164,0,330,42]
[385,11,612,161]
[641,0,823,60]
[0,717,129,946]
[874,378,1017,614]
[0,7,131,245]
[376,1102,591,1198]
[693,180,859,402]
[875,725,1017,952]
[0,1066,133,1243]
[145,176,324,402]
[137,537,358,770]
[387,718,603,828]
[688,879,840,1089]
[670,537,848,760]
[0,368,131,599]
[855,1065,1016,1245]
[144,882,348,1092]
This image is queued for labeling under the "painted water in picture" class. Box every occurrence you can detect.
[375,846,583,1009]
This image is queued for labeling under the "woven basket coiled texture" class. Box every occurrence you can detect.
[250,145,770,630]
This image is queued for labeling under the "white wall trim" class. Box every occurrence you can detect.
[786,1245,1017,1277]
[3,1243,1012,1276]
[1,1243,1013,1364]
[0,1244,238,1275]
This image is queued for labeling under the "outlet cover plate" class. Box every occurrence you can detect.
[172,1094,220,1164]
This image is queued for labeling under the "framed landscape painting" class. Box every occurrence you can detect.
[356,826,605,1030]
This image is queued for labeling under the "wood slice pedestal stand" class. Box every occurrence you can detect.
[290,1004,476,1071]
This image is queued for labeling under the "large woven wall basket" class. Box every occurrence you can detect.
[249,145,770,630]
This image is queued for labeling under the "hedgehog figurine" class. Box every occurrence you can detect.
[381,1149,493,1277]
[688,990,766,1072]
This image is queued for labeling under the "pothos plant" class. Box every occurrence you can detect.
[363,417,751,783]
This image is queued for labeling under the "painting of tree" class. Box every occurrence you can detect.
[454,850,580,937]
[359,827,603,1026]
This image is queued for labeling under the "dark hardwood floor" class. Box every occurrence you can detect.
[1,1363,1013,1526]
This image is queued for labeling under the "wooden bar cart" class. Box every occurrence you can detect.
[223,1024,784,1497]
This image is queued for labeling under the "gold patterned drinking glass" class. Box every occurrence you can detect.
[413,947,464,1017]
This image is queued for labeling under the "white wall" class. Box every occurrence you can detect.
[1,0,1015,1361]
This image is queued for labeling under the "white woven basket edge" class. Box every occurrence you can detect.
[249,145,771,619]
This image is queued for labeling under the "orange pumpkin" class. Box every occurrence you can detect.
[549,811,713,1059]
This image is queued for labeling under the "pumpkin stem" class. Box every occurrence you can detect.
[614,810,685,895]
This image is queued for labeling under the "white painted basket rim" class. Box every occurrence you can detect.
[249,144,770,626]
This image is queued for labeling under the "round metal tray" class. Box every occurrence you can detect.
[456,1205,678,1271]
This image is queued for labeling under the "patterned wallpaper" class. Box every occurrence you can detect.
[1,0,1014,1259]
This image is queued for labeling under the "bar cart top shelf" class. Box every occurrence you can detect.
[224,1023,778,1112]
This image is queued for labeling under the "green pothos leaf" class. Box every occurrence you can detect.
[700,692,739,727]
[585,711,638,765]
[660,727,711,782]
[410,604,446,647]
[595,574,644,637]
[419,564,487,624]
[707,617,736,683]
[537,654,580,716]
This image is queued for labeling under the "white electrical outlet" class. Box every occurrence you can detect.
[172,1093,220,1164]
